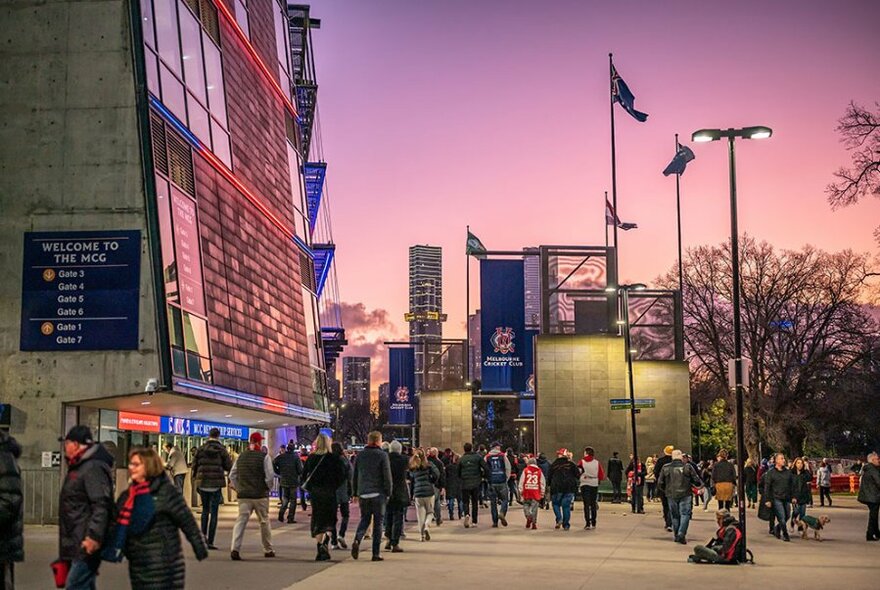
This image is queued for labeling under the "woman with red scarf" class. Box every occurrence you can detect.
[105,447,208,589]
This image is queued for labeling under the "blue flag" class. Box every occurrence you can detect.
[663,144,696,176]
[611,65,648,123]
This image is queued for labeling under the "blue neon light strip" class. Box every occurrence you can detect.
[293,234,313,257]
[174,378,330,422]
[148,94,202,149]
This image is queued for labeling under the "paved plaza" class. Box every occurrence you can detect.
[17,496,879,589]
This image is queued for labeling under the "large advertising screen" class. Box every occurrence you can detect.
[388,347,416,425]
[480,260,526,392]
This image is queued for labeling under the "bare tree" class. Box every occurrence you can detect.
[827,101,880,245]
[661,238,878,458]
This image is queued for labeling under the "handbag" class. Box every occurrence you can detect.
[51,559,70,589]
[757,496,773,521]
[300,453,326,493]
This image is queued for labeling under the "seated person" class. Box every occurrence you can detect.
[689,510,741,564]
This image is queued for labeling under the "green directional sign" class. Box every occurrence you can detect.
[610,398,656,410]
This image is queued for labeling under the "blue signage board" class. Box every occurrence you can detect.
[160,416,250,440]
[388,347,416,425]
[480,260,526,392]
[20,230,141,351]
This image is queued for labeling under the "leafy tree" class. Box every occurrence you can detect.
[692,398,735,461]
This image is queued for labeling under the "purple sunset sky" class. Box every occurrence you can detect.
[306,0,880,391]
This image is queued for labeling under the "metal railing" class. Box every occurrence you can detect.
[21,468,60,525]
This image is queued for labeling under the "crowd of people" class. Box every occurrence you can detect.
[0,425,878,588]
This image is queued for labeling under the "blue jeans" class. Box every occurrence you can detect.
[279,486,296,522]
[489,483,509,524]
[447,496,463,519]
[551,492,574,529]
[198,488,223,544]
[772,499,791,532]
[66,558,98,590]
[668,496,694,538]
[791,502,806,523]
[355,495,386,557]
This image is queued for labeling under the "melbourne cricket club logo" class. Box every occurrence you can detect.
[394,386,410,403]
[491,327,516,354]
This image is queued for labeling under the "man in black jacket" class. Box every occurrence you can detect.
[274,442,304,524]
[351,431,392,562]
[654,445,674,530]
[58,426,114,590]
[657,449,703,544]
[427,447,446,526]
[458,442,486,528]
[548,448,580,531]
[0,430,23,590]
[763,452,795,541]
[192,428,233,549]
[386,441,410,552]
[607,452,624,503]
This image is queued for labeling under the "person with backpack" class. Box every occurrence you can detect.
[548,448,580,531]
[518,456,546,529]
[578,447,605,530]
[458,443,487,528]
[688,510,742,564]
[485,442,511,527]
[657,449,703,544]
[410,450,439,541]
[191,428,233,549]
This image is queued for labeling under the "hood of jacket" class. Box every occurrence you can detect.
[581,455,596,463]
[200,439,225,457]
[0,431,21,458]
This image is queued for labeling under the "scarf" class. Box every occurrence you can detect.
[102,480,155,563]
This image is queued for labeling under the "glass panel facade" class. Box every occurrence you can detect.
[153,0,181,75]
[273,0,292,100]
[179,5,207,104]
[234,0,249,39]
[155,174,179,302]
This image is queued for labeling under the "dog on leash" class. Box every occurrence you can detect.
[796,515,831,541]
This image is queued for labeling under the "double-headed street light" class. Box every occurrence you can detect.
[691,124,772,561]
[606,282,647,469]
[329,402,346,434]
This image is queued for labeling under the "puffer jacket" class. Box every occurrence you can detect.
[858,462,880,505]
[458,452,487,490]
[0,431,23,562]
[117,475,208,589]
[273,450,304,488]
[59,443,114,560]
[411,464,439,498]
[191,439,232,489]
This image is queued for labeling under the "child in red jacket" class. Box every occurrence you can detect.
[519,456,546,529]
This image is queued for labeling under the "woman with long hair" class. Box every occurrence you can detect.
[790,457,813,528]
[409,449,439,541]
[105,447,207,589]
[301,433,347,561]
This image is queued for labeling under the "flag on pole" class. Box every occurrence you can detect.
[606,199,638,231]
[466,230,487,258]
[611,65,648,123]
[662,144,696,176]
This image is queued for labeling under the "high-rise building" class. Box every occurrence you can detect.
[377,381,390,409]
[342,357,371,404]
[1,0,334,519]
[407,245,445,390]
[524,251,541,330]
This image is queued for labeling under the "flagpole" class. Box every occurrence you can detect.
[466,225,471,384]
[609,53,620,287]
[675,134,684,295]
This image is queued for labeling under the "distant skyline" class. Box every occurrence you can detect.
[311,0,880,393]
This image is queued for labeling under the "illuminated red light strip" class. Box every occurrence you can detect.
[199,147,294,240]
[211,0,297,118]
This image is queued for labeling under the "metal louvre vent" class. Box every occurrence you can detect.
[199,0,220,45]
[299,250,315,292]
[150,113,168,175]
[166,130,195,195]
[183,0,198,17]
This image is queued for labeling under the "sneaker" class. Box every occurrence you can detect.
[287,519,297,524]
[372,555,384,562]
[525,517,532,529]
[264,551,275,558]
[677,536,687,545]
[500,515,508,527]
[331,543,340,550]
[584,524,591,530]
[783,532,791,542]
[492,523,499,528]
[424,529,431,541]
[351,539,360,560]
[531,522,537,530]
[563,525,570,531]
[665,527,673,532]
[464,515,471,528]
[338,538,348,549]
[555,522,562,529]
[392,545,404,553]
[230,550,241,561]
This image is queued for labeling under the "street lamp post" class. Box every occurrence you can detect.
[691,125,772,562]
[607,283,647,471]
[330,402,346,435]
